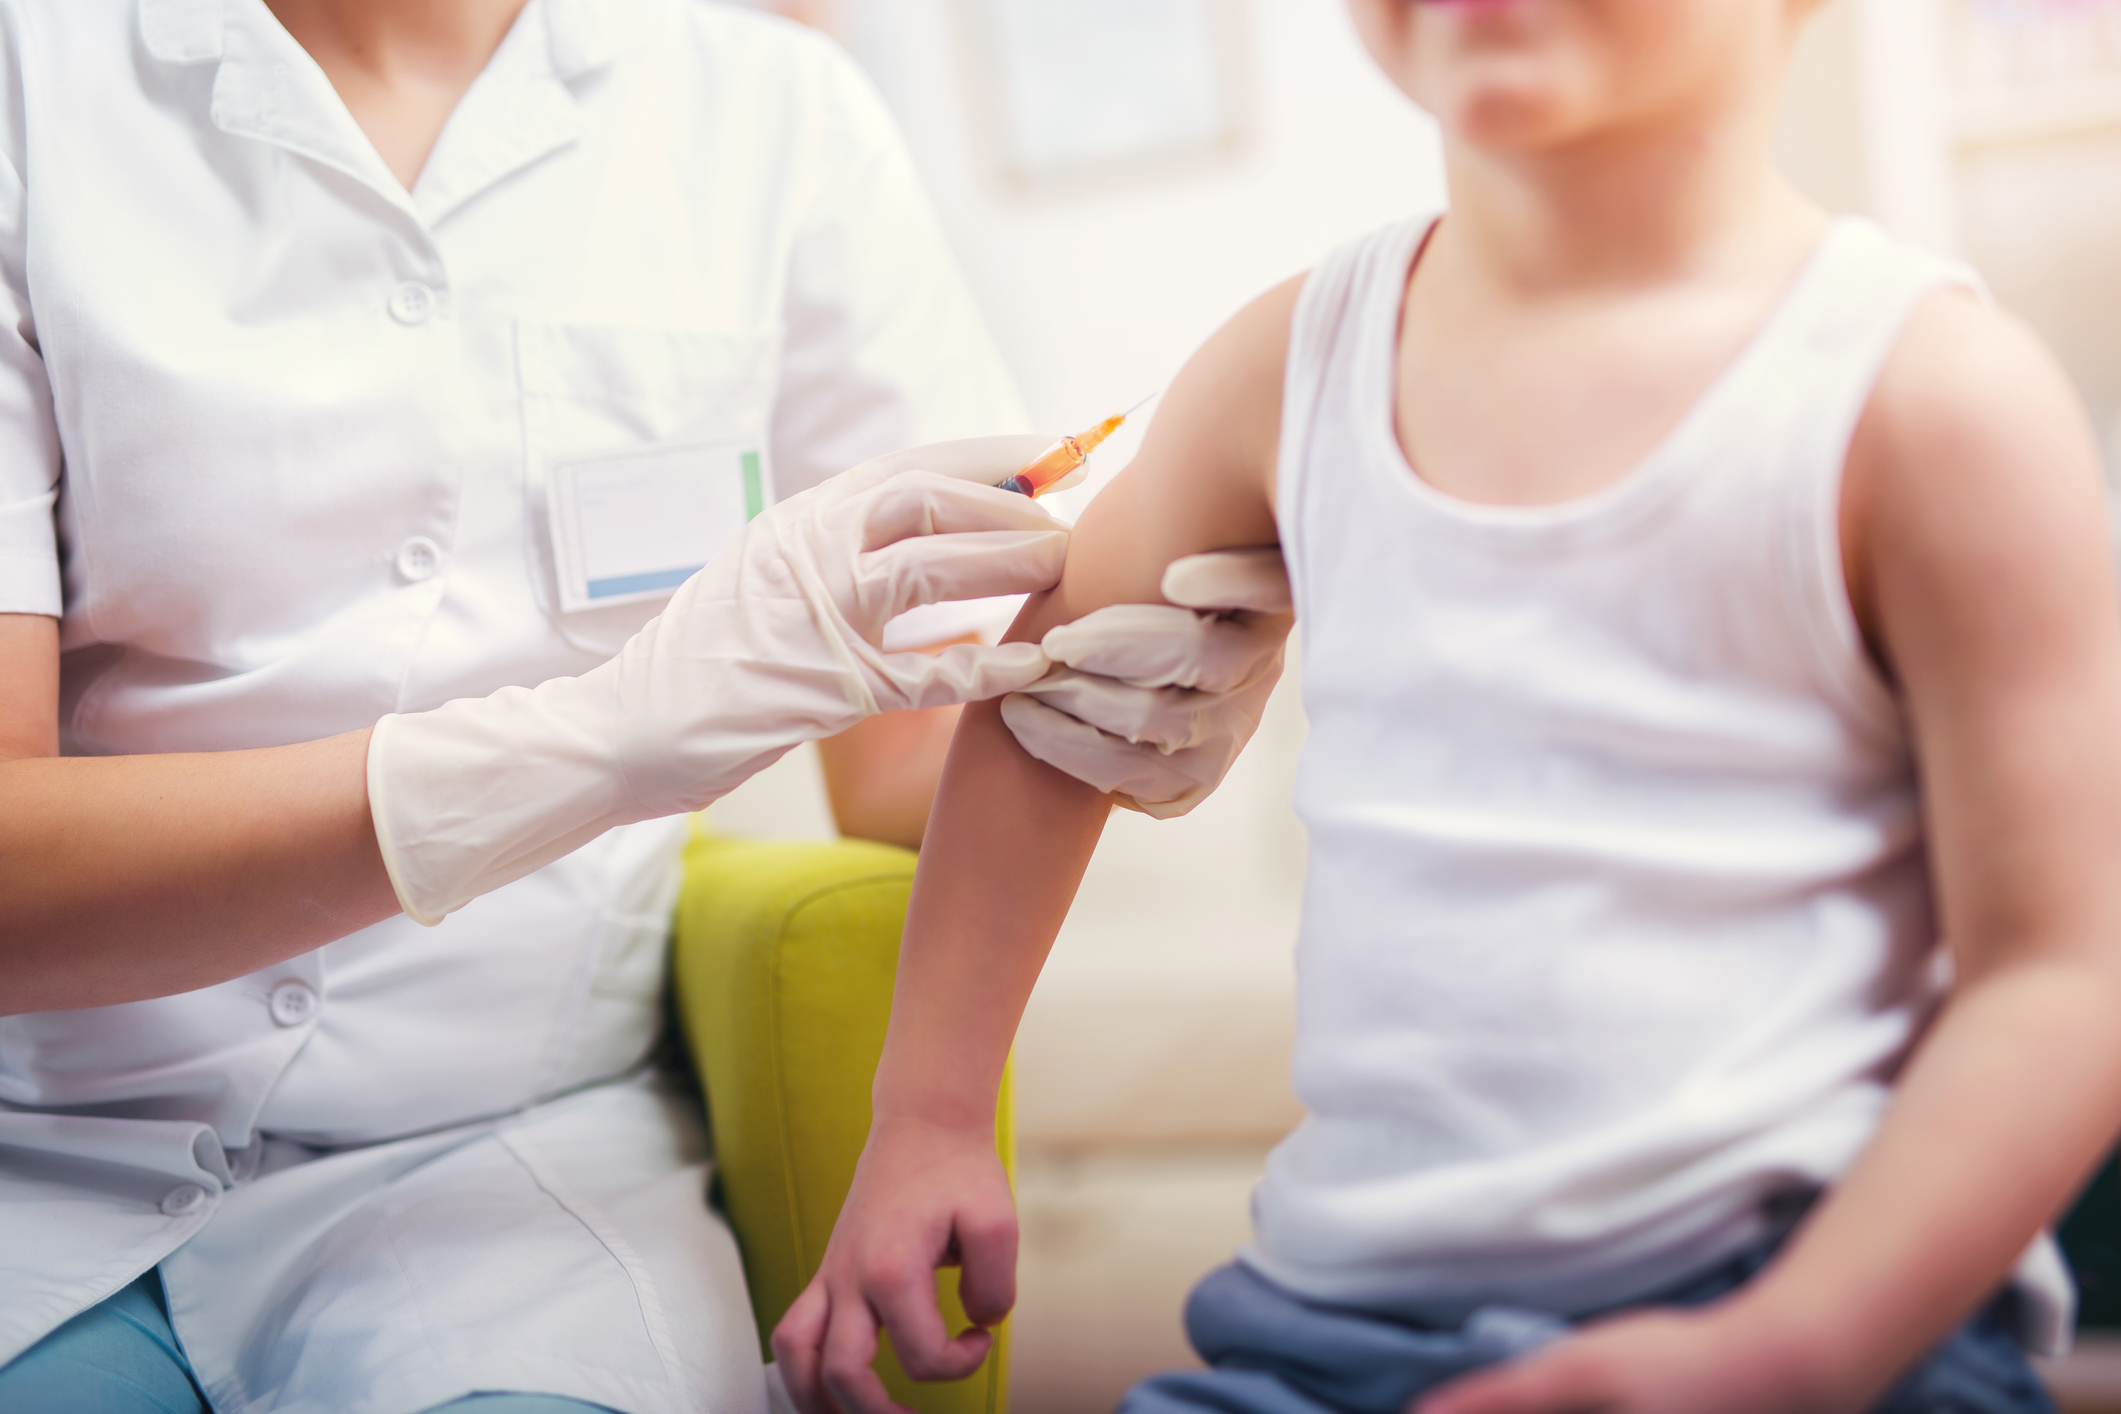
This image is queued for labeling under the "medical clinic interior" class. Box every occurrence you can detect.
[713,1,2121,1410]
[6,0,2121,1412]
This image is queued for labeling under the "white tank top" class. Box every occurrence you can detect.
[1247,216,2048,1328]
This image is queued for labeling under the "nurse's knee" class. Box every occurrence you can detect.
[0,1272,206,1414]
[425,1396,624,1413]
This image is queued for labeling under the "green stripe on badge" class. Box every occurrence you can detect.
[741,451,764,519]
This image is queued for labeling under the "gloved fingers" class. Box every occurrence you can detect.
[999,692,1219,812]
[1040,604,1284,694]
[838,435,1060,492]
[1037,605,1209,688]
[1161,546,1293,615]
[855,470,1068,551]
[1020,667,1211,752]
[857,527,1067,621]
[1114,775,1217,821]
[876,641,1054,713]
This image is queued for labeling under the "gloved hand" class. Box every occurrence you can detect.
[368,437,1068,925]
[1000,546,1292,819]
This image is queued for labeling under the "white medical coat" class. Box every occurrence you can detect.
[0,1,1023,1409]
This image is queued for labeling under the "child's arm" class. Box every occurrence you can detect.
[771,279,1299,1414]
[1422,292,2121,1414]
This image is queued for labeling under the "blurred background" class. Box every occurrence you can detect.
[710,1,2121,1408]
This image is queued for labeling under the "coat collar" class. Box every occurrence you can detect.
[139,0,622,227]
[138,0,221,64]
[140,0,620,79]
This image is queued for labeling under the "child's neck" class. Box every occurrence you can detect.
[1397,104,1829,509]
[1438,86,1802,299]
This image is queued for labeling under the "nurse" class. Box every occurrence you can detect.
[0,1,1289,1412]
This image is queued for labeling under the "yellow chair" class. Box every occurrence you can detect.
[672,829,1014,1414]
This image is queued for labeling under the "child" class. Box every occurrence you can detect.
[775,1,2121,1410]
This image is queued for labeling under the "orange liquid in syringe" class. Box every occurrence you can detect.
[996,412,1129,497]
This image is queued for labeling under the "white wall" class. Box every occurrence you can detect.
[822,0,1445,979]
[710,7,1444,1404]
[708,4,2120,1405]
[722,0,1451,1081]
[1772,0,2121,479]
[841,0,1445,431]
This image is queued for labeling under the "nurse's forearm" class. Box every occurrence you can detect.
[816,703,961,850]
[0,731,398,1013]
[817,635,982,851]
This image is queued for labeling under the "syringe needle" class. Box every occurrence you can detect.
[997,393,1157,498]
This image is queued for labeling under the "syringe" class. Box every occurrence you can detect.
[995,397,1151,498]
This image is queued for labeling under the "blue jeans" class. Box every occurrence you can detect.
[1122,1233,2056,1414]
[0,1272,620,1414]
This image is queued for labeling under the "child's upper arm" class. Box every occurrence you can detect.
[1845,289,2121,976]
[1008,275,1301,643]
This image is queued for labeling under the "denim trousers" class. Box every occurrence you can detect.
[1121,1226,2056,1414]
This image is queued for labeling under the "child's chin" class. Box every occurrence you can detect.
[1429,79,1588,150]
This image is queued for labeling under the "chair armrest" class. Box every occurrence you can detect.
[672,827,1014,1414]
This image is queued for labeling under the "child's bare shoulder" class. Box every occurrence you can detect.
[1848,289,2106,580]
[1033,276,1303,627]
[1147,270,1307,511]
[1861,290,2093,483]
[1843,286,2110,689]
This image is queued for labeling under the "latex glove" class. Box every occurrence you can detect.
[368,437,1067,925]
[1000,546,1292,818]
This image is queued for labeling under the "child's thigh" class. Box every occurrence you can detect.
[1120,1265,2057,1414]
[1119,1264,1556,1414]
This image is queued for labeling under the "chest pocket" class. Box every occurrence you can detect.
[518,321,781,656]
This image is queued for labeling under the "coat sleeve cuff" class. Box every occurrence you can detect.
[0,548,59,617]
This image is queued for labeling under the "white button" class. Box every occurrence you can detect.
[395,536,441,582]
[161,1184,209,1217]
[389,281,436,325]
[268,980,318,1027]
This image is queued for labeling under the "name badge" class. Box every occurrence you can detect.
[548,438,770,613]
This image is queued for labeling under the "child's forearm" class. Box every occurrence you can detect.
[1729,951,2121,1395]
[868,694,1111,1129]
[858,320,1291,1129]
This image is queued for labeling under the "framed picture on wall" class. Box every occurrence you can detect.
[955,0,1256,194]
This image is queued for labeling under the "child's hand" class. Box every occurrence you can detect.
[772,1112,1019,1414]
[1412,1302,1862,1414]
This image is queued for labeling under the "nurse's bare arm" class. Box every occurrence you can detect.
[816,705,961,850]
[0,613,398,1014]
[773,277,1296,1414]
[818,636,986,850]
